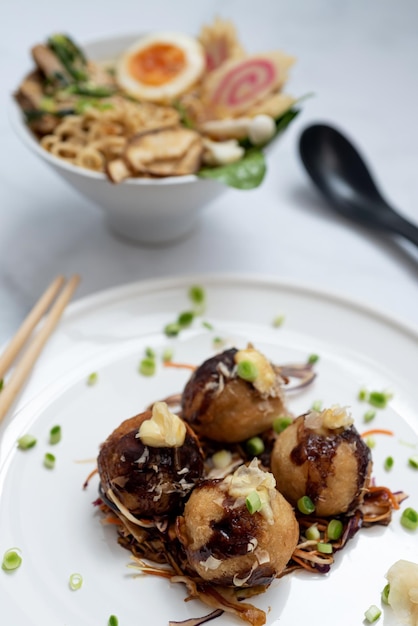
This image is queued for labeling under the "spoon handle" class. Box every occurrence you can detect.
[390,212,418,248]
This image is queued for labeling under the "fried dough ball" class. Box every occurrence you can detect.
[176,460,298,587]
[270,406,372,517]
[97,402,204,518]
[181,346,287,443]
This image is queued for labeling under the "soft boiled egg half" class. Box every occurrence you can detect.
[116,32,206,103]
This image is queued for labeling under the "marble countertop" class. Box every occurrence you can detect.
[1,0,417,346]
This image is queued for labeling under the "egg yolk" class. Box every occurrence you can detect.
[128,44,186,86]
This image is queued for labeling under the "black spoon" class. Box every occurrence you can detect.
[298,123,418,247]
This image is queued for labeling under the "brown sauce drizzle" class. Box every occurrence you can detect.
[290,416,371,509]
[181,348,237,426]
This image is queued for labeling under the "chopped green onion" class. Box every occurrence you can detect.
[368,390,392,409]
[358,387,368,401]
[43,452,56,469]
[212,450,232,469]
[246,491,262,514]
[272,315,285,328]
[384,456,394,471]
[400,507,418,530]
[145,346,156,359]
[236,360,258,382]
[365,436,376,449]
[408,455,418,469]
[363,409,376,423]
[311,400,322,411]
[177,311,194,328]
[327,519,343,540]
[0,378,3,391]
[364,605,382,623]
[161,347,174,363]
[381,583,390,605]
[164,322,180,337]
[213,337,225,350]
[139,358,156,377]
[49,425,62,445]
[108,615,118,626]
[69,572,83,590]
[246,436,265,456]
[273,416,293,434]
[297,495,315,515]
[17,433,37,450]
[2,548,22,571]
[305,524,320,541]
[316,542,333,554]
[202,320,213,330]
[87,372,98,386]
[307,353,319,365]
[188,285,205,306]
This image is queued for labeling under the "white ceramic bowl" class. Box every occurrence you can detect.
[10,33,228,245]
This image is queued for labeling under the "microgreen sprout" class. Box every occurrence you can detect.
[400,507,418,531]
[246,436,265,456]
[364,605,382,623]
[17,433,37,450]
[246,491,262,514]
[43,452,56,469]
[297,495,315,515]
[69,572,83,590]
[49,425,62,445]
[273,416,293,434]
[2,548,22,571]
[236,360,258,382]
[87,372,98,386]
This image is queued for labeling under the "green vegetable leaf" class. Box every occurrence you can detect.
[198,148,266,190]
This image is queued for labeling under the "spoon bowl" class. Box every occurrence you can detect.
[298,123,418,247]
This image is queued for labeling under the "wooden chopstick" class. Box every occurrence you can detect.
[0,274,80,423]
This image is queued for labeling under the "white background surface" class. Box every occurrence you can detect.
[1,0,418,339]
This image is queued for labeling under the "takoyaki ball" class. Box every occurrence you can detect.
[270,406,372,517]
[176,459,299,587]
[181,345,287,443]
[97,401,204,518]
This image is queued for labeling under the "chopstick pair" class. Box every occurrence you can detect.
[0,274,80,424]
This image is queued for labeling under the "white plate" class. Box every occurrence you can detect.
[1,274,417,626]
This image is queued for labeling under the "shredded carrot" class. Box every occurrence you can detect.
[83,466,98,489]
[163,362,197,371]
[367,485,400,510]
[102,514,123,526]
[360,428,394,438]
